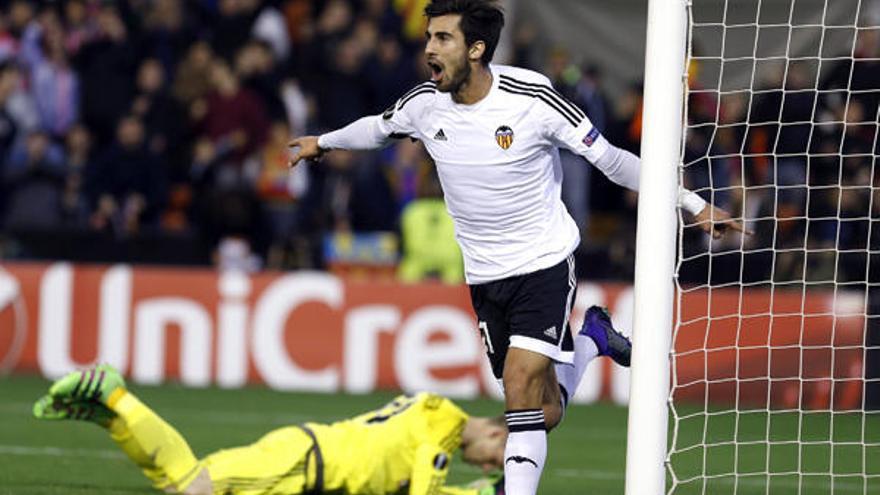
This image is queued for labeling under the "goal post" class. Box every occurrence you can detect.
[625,0,689,493]
[630,0,880,493]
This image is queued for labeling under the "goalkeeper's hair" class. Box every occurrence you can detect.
[489,415,506,429]
[424,0,504,66]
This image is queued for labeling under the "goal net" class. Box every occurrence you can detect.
[669,0,880,493]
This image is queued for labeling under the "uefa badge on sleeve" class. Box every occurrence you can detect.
[495,125,514,150]
[582,126,600,147]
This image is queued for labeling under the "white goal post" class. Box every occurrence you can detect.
[625,0,687,493]
[628,0,879,494]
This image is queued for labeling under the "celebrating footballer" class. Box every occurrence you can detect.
[289,1,745,494]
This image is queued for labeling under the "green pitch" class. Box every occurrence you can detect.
[0,374,627,495]
[2,374,876,494]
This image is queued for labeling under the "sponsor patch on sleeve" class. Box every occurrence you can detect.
[582,126,601,147]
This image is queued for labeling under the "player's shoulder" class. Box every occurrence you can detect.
[384,80,437,118]
[494,64,586,127]
[493,64,554,88]
[412,392,467,418]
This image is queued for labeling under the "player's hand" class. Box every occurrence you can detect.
[288,136,325,167]
[693,204,753,239]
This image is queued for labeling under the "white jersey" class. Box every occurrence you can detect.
[318,64,703,284]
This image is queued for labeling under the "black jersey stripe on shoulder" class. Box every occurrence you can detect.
[499,74,586,119]
[398,81,437,102]
[498,82,581,127]
[499,74,587,120]
[397,87,436,110]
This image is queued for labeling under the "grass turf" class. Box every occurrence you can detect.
[0,374,627,495]
[2,373,876,494]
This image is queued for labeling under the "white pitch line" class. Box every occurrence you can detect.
[0,445,125,460]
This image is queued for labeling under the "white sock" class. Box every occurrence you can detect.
[504,409,547,495]
[555,334,600,408]
[573,333,600,382]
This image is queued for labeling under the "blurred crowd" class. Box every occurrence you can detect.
[0,0,434,270]
[680,29,880,286]
[0,0,876,285]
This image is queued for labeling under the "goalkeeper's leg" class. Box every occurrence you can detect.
[40,365,211,494]
[107,390,211,493]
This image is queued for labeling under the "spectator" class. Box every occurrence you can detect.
[172,41,215,106]
[252,120,308,247]
[198,58,269,163]
[5,0,35,40]
[19,9,80,138]
[74,5,136,147]
[86,115,166,234]
[251,2,290,61]
[2,130,65,230]
[190,133,267,261]
[0,61,21,166]
[130,57,185,176]
[315,35,372,129]
[141,0,196,78]
[234,39,286,121]
[60,123,92,226]
[62,0,100,57]
[397,168,464,284]
[211,0,260,61]
[366,35,420,113]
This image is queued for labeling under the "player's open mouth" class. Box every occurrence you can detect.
[428,61,444,82]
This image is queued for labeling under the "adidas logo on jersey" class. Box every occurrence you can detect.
[544,326,557,339]
[433,129,447,141]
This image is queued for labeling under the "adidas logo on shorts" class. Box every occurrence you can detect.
[544,326,557,339]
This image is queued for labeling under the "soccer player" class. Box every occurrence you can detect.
[34,364,505,495]
[288,1,746,494]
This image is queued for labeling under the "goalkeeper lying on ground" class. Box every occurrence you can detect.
[32,364,505,495]
[33,307,631,495]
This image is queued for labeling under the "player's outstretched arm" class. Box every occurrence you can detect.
[289,82,431,167]
[287,114,399,168]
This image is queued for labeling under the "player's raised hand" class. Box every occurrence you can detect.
[288,135,325,167]
[693,204,753,239]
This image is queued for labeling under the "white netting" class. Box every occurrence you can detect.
[669,0,880,493]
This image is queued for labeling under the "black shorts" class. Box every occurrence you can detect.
[469,255,576,379]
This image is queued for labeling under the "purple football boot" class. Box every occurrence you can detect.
[580,306,632,367]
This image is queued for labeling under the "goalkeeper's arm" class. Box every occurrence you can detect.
[409,443,452,495]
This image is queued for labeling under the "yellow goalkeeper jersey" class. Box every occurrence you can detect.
[306,392,469,495]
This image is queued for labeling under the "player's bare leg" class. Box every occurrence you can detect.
[541,364,564,430]
[502,347,553,495]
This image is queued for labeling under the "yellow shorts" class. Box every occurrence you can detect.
[202,426,318,495]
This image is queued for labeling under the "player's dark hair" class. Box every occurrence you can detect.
[424,0,505,65]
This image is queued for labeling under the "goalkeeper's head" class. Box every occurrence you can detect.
[423,0,504,94]
[460,415,507,472]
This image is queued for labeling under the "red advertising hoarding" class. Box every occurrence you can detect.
[0,262,866,408]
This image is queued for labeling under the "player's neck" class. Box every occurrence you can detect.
[452,64,493,105]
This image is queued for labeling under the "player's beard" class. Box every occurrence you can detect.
[438,54,471,95]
